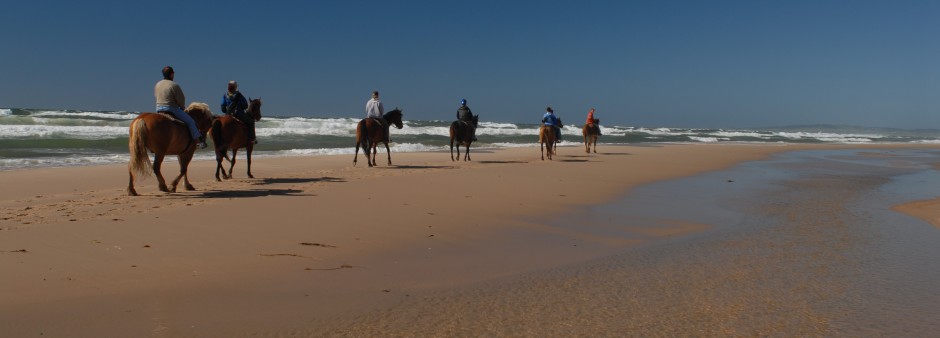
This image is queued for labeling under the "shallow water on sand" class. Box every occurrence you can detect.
[304,149,940,336]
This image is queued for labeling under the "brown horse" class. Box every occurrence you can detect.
[450,114,478,161]
[353,108,404,167]
[539,118,563,161]
[582,118,600,153]
[210,98,262,181]
[127,102,215,196]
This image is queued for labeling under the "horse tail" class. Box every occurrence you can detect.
[211,118,223,149]
[128,118,152,179]
[356,120,365,146]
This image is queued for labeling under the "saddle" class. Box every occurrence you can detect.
[227,113,248,126]
[155,111,184,124]
[369,117,387,128]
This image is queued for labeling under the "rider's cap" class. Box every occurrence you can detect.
[460,99,467,106]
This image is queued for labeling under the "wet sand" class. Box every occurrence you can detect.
[2,144,940,336]
[306,148,940,336]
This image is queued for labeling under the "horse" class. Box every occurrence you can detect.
[582,118,600,153]
[353,108,404,167]
[539,118,563,161]
[209,98,262,181]
[450,115,478,161]
[127,102,215,196]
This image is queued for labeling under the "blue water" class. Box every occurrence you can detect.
[3,107,940,170]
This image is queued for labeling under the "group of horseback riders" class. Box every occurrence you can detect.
[155,66,601,149]
[154,66,257,150]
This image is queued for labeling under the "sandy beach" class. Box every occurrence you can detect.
[2,143,940,336]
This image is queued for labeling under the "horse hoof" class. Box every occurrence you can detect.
[127,190,138,196]
[185,185,195,191]
[248,174,254,178]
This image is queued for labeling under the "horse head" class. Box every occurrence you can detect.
[385,108,404,129]
[185,102,215,132]
[472,114,479,127]
[247,97,263,121]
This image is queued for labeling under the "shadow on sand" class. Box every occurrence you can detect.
[478,160,529,164]
[249,177,346,185]
[197,188,314,199]
[380,165,456,170]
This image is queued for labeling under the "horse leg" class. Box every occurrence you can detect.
[464,143,471,161]
[171,151,195,192]
[540,141,545,161]
[450,138,456,161]
[214,147,225,181]
[584,134,590,153]
[363,140,373,167]
[371,143,378,167]
[384,141,392,166]
[353,140,360,166]
[246,145,254,178]
[546,140,553,160]
[228,149,238,179]
[153,153,170,192]
[127,166,138,196]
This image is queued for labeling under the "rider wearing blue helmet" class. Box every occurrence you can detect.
[456,98,477,141]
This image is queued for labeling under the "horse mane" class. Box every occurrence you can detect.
[185,102,213,119]
[385,107,402,116]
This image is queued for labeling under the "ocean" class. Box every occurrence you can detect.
[2,107,939,171]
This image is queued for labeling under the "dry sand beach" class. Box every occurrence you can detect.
[2,144,940,336]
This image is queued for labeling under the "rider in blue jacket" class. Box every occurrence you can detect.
[220,81,256,144]
[542,106,561,141]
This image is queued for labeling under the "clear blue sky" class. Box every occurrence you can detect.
[2,0,938,128]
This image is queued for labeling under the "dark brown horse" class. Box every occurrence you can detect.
[582,118,600,153]
[450,115,478,161]
[210,98,262,181]
[127,102,215,196]
[353,108,404,167]
[539,118,563,161]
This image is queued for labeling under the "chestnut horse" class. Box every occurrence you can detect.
[539,118,563,161]
[449,115,478,161]
[353,108,404,167]
[210,98,262,181]
[127,102,215,196]
[582,118,600,153]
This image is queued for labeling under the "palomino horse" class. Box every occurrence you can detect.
[539,118,563,160]
[127,102,215,196]
[450,115,478,161]
[210,98,262,181]
[582,118,600,153]
[353,108,404,167]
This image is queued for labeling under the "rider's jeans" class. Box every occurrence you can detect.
[156,105,201,140]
